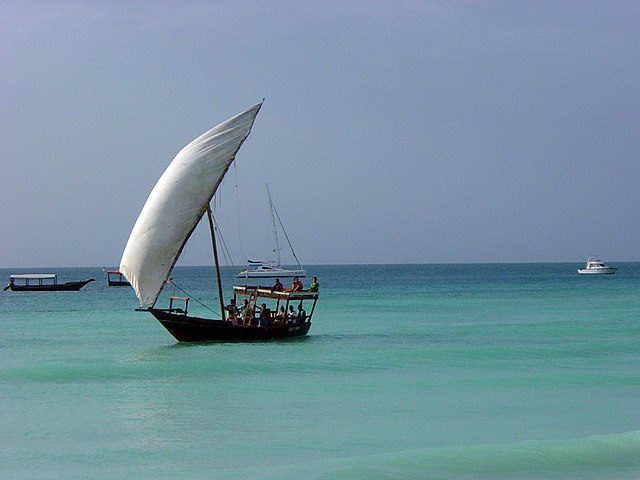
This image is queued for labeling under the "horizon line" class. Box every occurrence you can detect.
[1,259,638,270]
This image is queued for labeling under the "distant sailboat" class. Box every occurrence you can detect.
[119,102,318,342]
[236,185,306,279]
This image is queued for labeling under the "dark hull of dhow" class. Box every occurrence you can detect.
[150,309,311,342]
[4,279,95,292]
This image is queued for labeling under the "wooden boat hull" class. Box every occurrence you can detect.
[107,280,131,286]
[5,279,95,292]
[150,308,311,342]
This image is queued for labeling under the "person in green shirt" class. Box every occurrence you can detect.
[308,276,319,292]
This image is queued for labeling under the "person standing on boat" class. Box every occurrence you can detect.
[241,298,253,325]
[309,276,319,292]
[272,278,283,291]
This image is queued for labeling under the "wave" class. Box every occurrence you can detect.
[222,430,640,480]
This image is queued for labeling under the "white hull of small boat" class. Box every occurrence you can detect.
[577,258,617,275]
[577,267,617,274]
[236,268,306,279]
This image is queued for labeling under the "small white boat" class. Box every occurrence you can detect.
[236,261,306,279]
[577,258,617,275]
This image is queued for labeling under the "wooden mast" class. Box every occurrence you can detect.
[206,205,226,320]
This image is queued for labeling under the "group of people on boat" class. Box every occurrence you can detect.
[224,298,308,328]
[224,276,319,328]
[271,276,318,293]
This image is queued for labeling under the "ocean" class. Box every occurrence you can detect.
[1,263,639,479]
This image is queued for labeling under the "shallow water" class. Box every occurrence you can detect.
[1,264,639,479]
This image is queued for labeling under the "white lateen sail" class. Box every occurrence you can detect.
[120,102,262,306]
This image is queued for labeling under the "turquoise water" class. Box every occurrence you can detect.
[1,264,639,479]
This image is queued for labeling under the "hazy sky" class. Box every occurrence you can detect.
[1,1,638,267]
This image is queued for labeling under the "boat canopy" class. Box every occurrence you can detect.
[120,102,263,307]
[10,274,57,280]
[233,285,318,301]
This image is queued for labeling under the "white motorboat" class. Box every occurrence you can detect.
[577,258,617,275]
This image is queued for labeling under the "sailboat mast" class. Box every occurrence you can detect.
[206,205,225,320]
[266,184,281,267]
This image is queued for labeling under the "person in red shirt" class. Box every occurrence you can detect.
[291,276,303,292]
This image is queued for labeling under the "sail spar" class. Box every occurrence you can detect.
[120,102,263,306]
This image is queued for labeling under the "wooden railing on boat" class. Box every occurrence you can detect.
[168,296,190,315]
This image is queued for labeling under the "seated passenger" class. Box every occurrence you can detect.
[291,276,303,292]
[225,299,240,324]
[274,306,286,324]
[308,276,319,292]
[297,303,307,324]
[286,305,298,324]
[259,303,271,327]
[272,278,283,292]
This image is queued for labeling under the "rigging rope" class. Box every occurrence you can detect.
[168,280,221,319]
[271,201,303,269]
[233,163,246,266]
[212,214,239,278]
